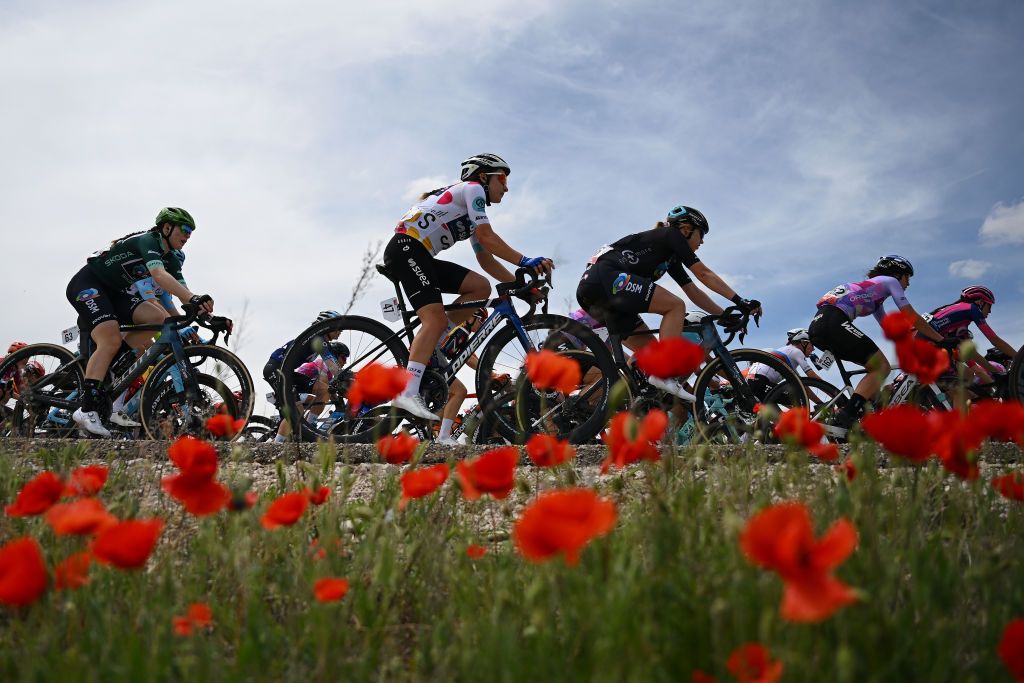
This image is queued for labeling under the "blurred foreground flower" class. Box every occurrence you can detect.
[5,471,64,516]
[600,409,667,473]
[399,464,450,509]
[91,519,165,571]
[313,577,350,603]
[347,363,410,414]
[456,447,518,500]
[173,603,213,636]
[525,434,575,467]
[525,350,581,394]
[261,492,310,529]
[377,430,419,465]
[513,488,617,566]
[634,337,704,379]
[0,537,48,607]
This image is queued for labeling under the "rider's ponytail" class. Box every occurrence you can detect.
[418,184,456,202]
[109,226,160,248]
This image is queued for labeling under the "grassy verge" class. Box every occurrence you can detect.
[1,441,1022,682]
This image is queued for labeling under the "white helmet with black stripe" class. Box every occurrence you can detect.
[460,153,511,181]
[787,328,811,344]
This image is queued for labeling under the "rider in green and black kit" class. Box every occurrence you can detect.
[65,207,215,437]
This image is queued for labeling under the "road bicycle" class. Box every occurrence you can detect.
[0,304,253,440]
[277,266,615,444]
[516,307,810,444]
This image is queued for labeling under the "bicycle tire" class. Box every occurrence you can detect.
[1009,346,1024,404]
[476,313,616,444]
[239,414,279,443]
[138,345,254,441]
[802,377,845,421]
[692,348,810,444]
[0,343,84,438]
[279,315,410,443]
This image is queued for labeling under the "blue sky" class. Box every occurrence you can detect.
[1,0,1022,407]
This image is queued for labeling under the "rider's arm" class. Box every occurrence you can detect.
[150,267,213,314]
[472,223,523,266]
[897,304,945,342]
[473,243,516,282]
[976,319,1017,359]
[680,280,725,315]
[795,351,822,380]
[687,262,740,301]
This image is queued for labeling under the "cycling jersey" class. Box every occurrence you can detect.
[394,182,489,256]
[87,232,185,291]
[925,302,998,343]
[816,275,909,321]
[594,226,699,286]
[748,344,815,384]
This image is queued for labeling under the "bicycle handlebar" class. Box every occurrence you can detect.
[696,305,760,347]
[496,267,551,317]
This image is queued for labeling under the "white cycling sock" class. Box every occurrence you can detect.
[274,434,286,443]
[439,418,454,441]
[404,362,426,396]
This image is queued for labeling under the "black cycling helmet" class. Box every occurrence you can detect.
[326,341,350,359]
[874,254,914,278]
[155,207,195,230]
[666,205,710,235]
[460,153,511,181]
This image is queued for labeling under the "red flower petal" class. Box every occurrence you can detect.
[91,518,165,570]
[0,537,48,606]
[313,577,350,603]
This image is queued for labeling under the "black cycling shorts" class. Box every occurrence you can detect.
[575,260,657,335]
[808,305,880,366]
[383,235,471,310]
[66,265,145,334]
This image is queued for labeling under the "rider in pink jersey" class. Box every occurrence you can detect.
[808,255,953,436]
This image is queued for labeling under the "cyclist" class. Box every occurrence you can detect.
[383,153,553,421]
[263,311,344,442]
[65,207,214,437]
[575,205,759,399]
[808,255,953,436]
[745,328,823,400]
[1,342,45,406]
[924,285,1017,371]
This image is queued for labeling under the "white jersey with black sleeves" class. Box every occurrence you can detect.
[394,181,489,257]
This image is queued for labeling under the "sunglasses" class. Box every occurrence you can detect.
[178,224,194,236]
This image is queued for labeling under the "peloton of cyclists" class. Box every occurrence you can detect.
[65,208,215,438]
[575,205,760,399]
[383,153,553,422]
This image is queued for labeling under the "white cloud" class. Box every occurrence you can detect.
[980,199,1024,244]
[948,259,992,278]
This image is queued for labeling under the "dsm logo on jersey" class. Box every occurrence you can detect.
[611,273,644,296]
[76,289,100,301]
[472,197,486,213]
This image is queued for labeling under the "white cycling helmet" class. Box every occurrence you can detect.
[787,328,811,344]
[460,153,511,181]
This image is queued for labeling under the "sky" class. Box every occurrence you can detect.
[1,0,1022,411]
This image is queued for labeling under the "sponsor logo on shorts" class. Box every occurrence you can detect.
[472,197,486,212]
[611,273,644,296]
[408,258,430,287]
[841,321,865,338]
[76,288,99,301]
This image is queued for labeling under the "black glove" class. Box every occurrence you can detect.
[731,295,760,314]
[719,312,746,333]
[938,336,962,350]
[189,294,213,307]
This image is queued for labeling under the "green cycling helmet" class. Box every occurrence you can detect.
[155,207,196,229]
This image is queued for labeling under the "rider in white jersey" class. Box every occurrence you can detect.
[382,153,554,421]
[746,328,822,399]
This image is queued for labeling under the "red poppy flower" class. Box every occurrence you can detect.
[466,544,488,559]
[45,498,118,536]
[309,486,331,506]
[880,310,914,343]
[5,471,65,516]
[726,643,784,683]
[347,363,410,414]
[513,487,618,566]
[861,405,933,463]
[525,434,576,467]
[205,414,245,438]
[91,518,165,570]
[895,337,949,386]
[173,602,213,636]
[261,492,310,529]
[456,446,519,500]
[377,431,419,465]
[0,537,49,607]
[772,408,837,461]
[992,473,1024,502]
[691,672,719,683]
[600,409,668,473]
[63,465,109,497]
[525,350,582,394]
[634,337,704,379]
[999,618,1024,681]
[162,475,231,516]
[836,459,857,482]
[54,552,91,591]
[313,577,350,603]
[969,400,1024,445]
[927,410,984,481]
[740,502,858,622]
[167,436,220,481]
[399,464,450,509]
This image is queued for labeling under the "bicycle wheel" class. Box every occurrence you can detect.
[0,343,84,438]
[802,377,846,421]
[476,314,616,444]
[279,315,410,443]
[1009,347,1024,404]
[139,345,255,441]
[692,349,809,444]
[238,414,278,443]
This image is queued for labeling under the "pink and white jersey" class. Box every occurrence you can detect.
[395,181,489,256]
[817,275,910,321]
[925,302,998,343]
[748,344,815,384]
[295,358,333,382]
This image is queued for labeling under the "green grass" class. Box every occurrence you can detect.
[1,441,1022,682]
